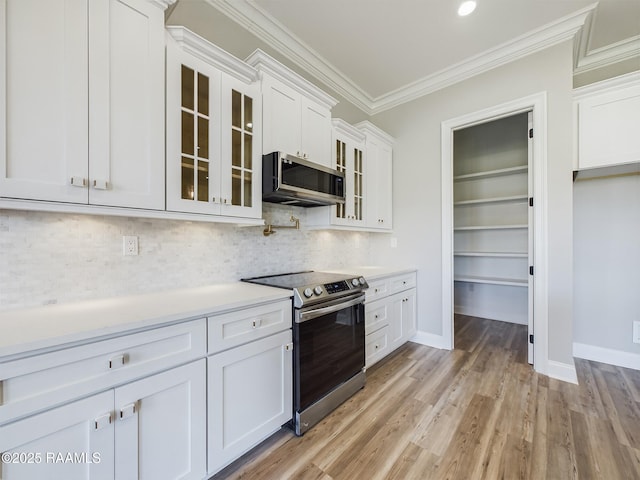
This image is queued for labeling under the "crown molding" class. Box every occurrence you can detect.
[354,121,395,145]
[574,36,640,76]
[245,49,337,109]
[166,26,258,83]
[332,119,366,143]
[205,1,598,115]
[573,70,640,99]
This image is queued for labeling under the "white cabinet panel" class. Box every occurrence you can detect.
[0,319,206,425]
[208,299,291,354]
[0,391,114,480]
[247,50,336,167]
[300,97,331,167]
[577,79,640,170]
[114,360,206,480]
[88,0,166,209]
[262,77,301,157]
[0,0,167,209]
[208,330,292,474]
[365,325,389,367]
[0,0,88,203]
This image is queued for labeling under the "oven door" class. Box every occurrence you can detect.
[293,292,365,413]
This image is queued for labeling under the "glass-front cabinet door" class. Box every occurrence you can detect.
[220,75,262,219]
[331,120,366,227]
[166,27,262,220]
[166,39,222,215]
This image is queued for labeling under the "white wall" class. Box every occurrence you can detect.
[0,205,373,311]
[573,174,640,355]
[368,41,576,365]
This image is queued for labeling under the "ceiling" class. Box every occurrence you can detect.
[181,0,640,114]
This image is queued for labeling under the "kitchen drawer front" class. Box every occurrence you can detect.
[389,272,417,294]
[208,299,292,354]
[0,319,206,425]
[366,278,389,303]
[365,301,389,334]
[366,326,389,368]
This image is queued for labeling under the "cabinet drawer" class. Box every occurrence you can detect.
[0,319,206,425]
[389,272,417,294]
[208,299,292,354]
[366,326,389,368]
[366,278,389,302]
[365,302,389,334]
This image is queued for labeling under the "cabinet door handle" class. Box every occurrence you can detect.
[94,413,112,430]
[70,176,86,187]
[119,402,137,420]
[92,179,109,190]
[284,342,293,351]
[252,319,262,329]
[108,354,127,369]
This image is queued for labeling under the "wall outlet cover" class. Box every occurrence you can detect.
[123,236,139,256]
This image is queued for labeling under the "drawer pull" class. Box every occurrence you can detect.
[70,176,86,187]
[119,402,137,420]
[375,314,379,319]
[284,343,293,351]
[108,354,127,369]
[252,319,262,329]
[94,413,112,430]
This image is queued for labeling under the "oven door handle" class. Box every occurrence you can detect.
[297,292,365,323]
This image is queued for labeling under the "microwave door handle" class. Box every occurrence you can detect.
[298,293,365,323]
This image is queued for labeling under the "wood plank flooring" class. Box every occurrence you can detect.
[211,315,640,479]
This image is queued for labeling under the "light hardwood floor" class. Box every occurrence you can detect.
[211,315,640,479]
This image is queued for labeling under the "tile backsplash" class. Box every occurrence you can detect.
[0,205,376,311]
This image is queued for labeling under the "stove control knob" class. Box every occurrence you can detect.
[359,277,366,285]
[314,286,323,296]
[351,278,359,287]
[303,288,313,298]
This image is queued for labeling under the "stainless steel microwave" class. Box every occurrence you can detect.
[262,152,345,207]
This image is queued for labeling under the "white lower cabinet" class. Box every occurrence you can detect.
[207,329,292,474]
[0,391,115,480]
[365,271,417,368]
[114,360,206,480]
[0,360,206,480]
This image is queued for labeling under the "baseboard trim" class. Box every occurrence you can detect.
[454,306,527,325]
[410,331,451,350]
[573,342,640,371]
[547,359,578,384]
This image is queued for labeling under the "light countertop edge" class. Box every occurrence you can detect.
[326,266,417,281]
[0,282,292,360]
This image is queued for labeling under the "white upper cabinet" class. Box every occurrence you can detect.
[0,0,169,209]
[307,119,366,228]
[246,49,336,167]
[166,27,262,220]
[356,121,394,230]
[574,72,640,173]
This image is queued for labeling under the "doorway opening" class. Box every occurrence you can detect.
[452,112,533,364]
[441,93,549,375]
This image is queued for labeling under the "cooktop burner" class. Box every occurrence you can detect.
[242,271,368,308]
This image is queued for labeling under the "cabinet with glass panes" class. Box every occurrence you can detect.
[165,27,262,220]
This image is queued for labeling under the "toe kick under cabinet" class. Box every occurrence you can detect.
[0,320,208,480]
[365,271,417,368]
[206,299,293,475]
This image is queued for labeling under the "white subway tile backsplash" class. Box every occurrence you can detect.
[0,205,376,311]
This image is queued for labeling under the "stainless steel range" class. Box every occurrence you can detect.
[243,271,368,435]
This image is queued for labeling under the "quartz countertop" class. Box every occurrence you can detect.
[326,266,417,281]
[0,282,291,360]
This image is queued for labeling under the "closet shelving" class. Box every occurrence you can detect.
[452,115,530,290]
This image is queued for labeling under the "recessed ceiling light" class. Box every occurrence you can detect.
[458,0,477,16]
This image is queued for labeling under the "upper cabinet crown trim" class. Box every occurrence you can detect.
[332,119,365,143]
[573,70,640,99]
[354,121,395,145]
[246,49,338,110]
[148,0,178,9]
[166,26,258,84]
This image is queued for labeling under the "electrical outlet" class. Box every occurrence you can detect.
[633,321,640,344]
[123,236,138,256]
